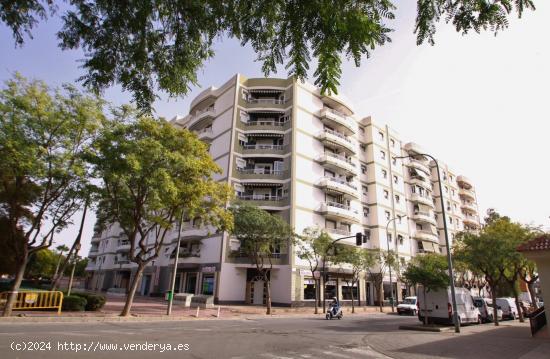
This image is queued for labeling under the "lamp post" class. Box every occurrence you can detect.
[167,214,184,316]
[321,232,367,314]
[385,217,399,313]
[67,243,81,296]
[395,153,460,333]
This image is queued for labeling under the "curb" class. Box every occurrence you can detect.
[398,324,454,332]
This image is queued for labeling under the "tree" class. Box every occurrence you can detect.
[90,110,233,316]
[231,204,294,315]
[296,227,332,314]
[1,1,536,111]
[25,248,58,279]
[519,258,539,309]
[52,244,69,283]
[334,246,363,314]
[0,74,104,316]
[361,249,395,312]
[403,253,449,325]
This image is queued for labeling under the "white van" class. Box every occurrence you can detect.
[417,286,481,325]
[496,298,519,320]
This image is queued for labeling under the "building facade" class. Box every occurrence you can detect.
[86,74,481,306]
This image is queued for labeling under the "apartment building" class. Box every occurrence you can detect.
[86,74,482,306]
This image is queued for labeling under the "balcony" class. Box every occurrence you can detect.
[114,255,130,264]
[461,202,477,213]
[229,250,289,265]
[116,240,131,253]
[406,159,431,175]
[88,248,99,258]
[244,118,291,132]
[235,167,288,181]
[318,202,360,223]
[413,230,439,243]
[196,127,214,141]
[239,143,287,155]
[188,107,215,130]
[245,98,288,110]
[463,215,480,227]
[457,175,473,189]
[408,174,430,188]
[237,194,290,207]
[316,129,356,154]
[180,227,210,239]
[459,187,476,200]
[316,152,357,176]
[409,193,435,207]
[318,108,356,135]
[90,236,101,244]
[411,211,437,226]
[318,177,359,199]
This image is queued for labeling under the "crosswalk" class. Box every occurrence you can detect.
[230,345,392,359]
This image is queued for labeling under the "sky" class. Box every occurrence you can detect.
[1,2,549,254]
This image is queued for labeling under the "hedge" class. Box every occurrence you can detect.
[62,295,87,311]
[71,292,106,311]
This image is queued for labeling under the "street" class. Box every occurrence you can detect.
[0,312,548,359]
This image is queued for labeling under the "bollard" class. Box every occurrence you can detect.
[217,306,221,318]
[195,306,200,318]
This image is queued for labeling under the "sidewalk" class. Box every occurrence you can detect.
[365,320,550,359]
[0,294,389,323]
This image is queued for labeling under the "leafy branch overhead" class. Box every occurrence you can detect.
[1,1,536,111]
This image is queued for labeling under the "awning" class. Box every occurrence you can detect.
[246,132,284,138]
[248,89,284,94]
[422,241,438,252]
[243,182,283,187]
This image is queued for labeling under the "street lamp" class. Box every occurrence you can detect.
[395,152,460,333]
[385,217,399,313]
[167,214,184,316]
[67,243,81,296]
[321,232,367,313]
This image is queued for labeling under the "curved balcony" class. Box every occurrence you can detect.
[457,175,473,189]
[188,107,215,131]
[90,236,101,244]
[196,127,214,142]
[180,227,211,239]
[406,159,431,175]
[411,211,437,226]
[318,177,359,199]
[325,227,352,238]
[316,129,356,154]
[461,202,477,213]
[116,241,131,253]
[413,230,439,243]
[318,202,360,223]
[238,143,287,156]
[403,142,426,156]
[237,194,290,207]
[409,193,435,208]
[88,248,99,258]
[463,216,480,227]
[408,175,431,188]
[458,187,476,200]
[245,98,288,110]
[243,119,291,132]
[316,153,357,176]
[318,108,356,135]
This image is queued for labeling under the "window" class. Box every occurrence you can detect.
[362,185,368,195]
[392,157,397,165]
[303,279,316,300]
[411,185,416,193]
[382,169,387,179]
[450,175,454,181]
[380,150,386,160]
[363,206,369,217]
[445,186,449,193]
[390,139,395,147]
[342,285,358,300]
[363,230,371,241]
[398,235,404,245]
[379,131,384,140]
[387,233,392,243]
[359,127,365,133]
[393,175,398,184]
[397,215,402,224]
[360,144,366,152]
[395,194,400,203]
[449,217,453,224]
[361,165,367,174]
[452,189,455,196]
[385,211,391,220]
[384,190,389,199]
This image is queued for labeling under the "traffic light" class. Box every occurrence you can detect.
[356,232,363,246]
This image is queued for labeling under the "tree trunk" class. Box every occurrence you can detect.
[378,280,383,313]
[51,202,88,291]
[351,282,355,314]
[527,282,538,309]
[2,252,28,317]
[513,290,524,323]
[423,286,428,326]
[120,264,145,317]
[490,283,499,326]
[266,279,272,315]
[314,279,319,314]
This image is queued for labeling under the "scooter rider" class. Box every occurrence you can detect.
[330,297,340,316]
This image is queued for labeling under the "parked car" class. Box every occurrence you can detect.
[473,297,503,323]
[417,286,481,325]
[496,298,519,320]
[397,296,417,315]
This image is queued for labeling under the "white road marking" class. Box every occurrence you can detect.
[261,353,295,359]
[311,348,352,358]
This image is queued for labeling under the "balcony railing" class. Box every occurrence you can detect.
[326,201,352,211]
[323,152,356,167]
[247,98,286,105]
[237,194,286,201]
[322,128,352,143]
[237,168,286,175]
[245,119,287,127]
[321,176,358,191]
[326,228,351,236]
[241,144,284,151]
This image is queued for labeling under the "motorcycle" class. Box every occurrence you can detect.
[326,304,343,320]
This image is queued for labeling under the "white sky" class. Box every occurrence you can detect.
[1,2,548,254]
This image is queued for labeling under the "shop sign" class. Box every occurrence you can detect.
[202,266,216,273]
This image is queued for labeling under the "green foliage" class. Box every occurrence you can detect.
[62,295,87,311]
[296,227,333,271]
[2,1,534,111]
[231,204,293,269]
[25,249,58,278]
[403,253,449,292]
[71,292,106,311]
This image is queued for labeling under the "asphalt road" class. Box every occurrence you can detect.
[0,312,418,359]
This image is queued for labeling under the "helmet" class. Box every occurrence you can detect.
[333,297,337,301]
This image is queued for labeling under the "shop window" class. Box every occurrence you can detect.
[303,278,316,300]
[342,285,358,300]
[201,274,215,295]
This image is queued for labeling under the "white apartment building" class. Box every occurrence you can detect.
[86,74,481,306]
